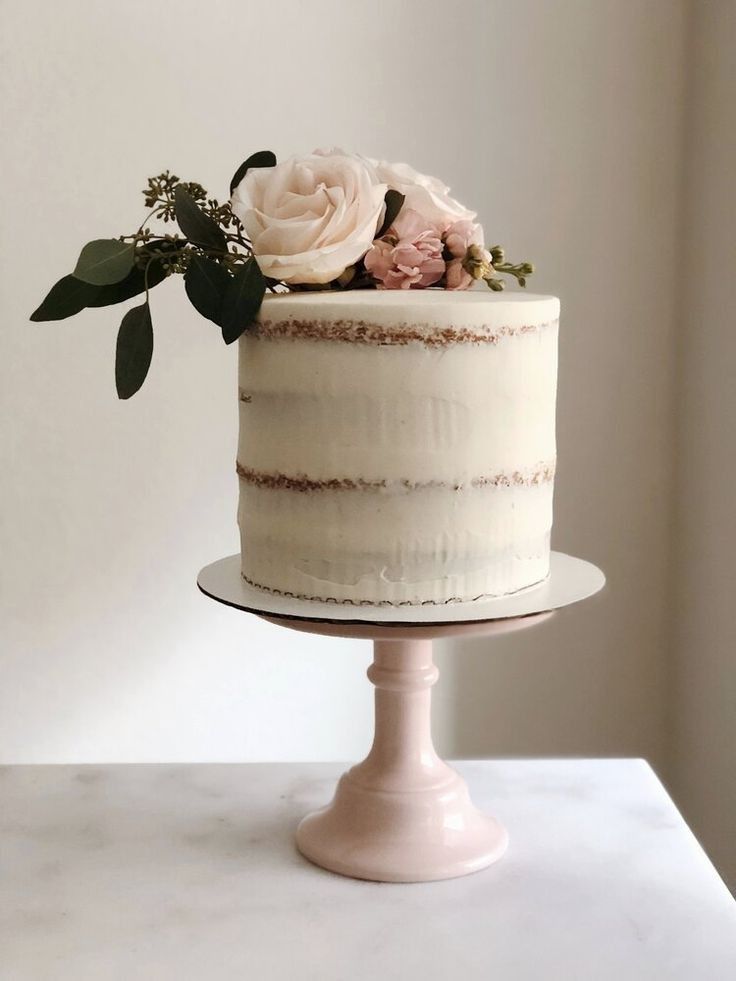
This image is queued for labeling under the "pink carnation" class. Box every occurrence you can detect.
[364,209,445,290]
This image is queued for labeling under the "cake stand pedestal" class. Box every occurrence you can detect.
[197,552,604,883]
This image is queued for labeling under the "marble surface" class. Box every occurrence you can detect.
[1,759,734,980]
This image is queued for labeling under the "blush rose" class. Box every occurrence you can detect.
[231,151,386,284]
[370,159,477,232]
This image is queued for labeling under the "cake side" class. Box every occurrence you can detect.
[237,290,559,605]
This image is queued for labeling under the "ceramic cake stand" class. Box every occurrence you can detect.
[197,552,604,883]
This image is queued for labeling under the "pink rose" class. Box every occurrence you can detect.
[364,209,445,289]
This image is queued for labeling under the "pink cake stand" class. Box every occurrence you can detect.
[197,552,604,883]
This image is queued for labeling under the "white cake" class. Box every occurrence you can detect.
[237,289,559,605]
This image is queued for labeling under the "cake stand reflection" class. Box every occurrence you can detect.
[197,551,605,883]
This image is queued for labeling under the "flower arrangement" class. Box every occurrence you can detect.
[31,149,533,398]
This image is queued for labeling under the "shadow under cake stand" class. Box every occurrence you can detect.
[197,551,605,883]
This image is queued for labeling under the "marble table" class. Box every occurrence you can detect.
[2,760,735,980]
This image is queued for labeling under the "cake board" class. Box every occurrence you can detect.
[197,551,605,882]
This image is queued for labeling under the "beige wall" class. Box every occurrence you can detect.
[442,0,687,777]
[1,1,731,881]
[670,0,736,888]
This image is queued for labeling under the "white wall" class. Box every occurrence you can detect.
[3,0,725,875]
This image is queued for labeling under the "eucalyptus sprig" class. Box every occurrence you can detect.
[31,152,277,398]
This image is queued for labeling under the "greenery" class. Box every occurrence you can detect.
[31,155,274,398]
[31,150,534,399]
[376,189,405,239]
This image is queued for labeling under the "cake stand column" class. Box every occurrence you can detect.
[295,637,508,883]
[357,639,446,789]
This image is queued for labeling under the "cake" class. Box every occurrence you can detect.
[31,148,556,607]
[237,289,559,605]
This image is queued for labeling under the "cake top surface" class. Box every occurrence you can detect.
[258,289,560,329]
[262,290,556,307]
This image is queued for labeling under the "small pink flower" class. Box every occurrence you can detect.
[444,219,484,258]
[443,220,492,290]
[364,209,445,289]
[445,258,473,290]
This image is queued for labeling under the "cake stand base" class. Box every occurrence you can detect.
[296,638,508,882]
[297,775,508,883]
[197,553,605,883]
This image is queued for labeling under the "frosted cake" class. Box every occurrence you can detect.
[31,147,557,607]
[237,289,558,605]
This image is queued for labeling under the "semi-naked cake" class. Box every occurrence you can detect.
[31,148,554,606]
[237,289,559,605]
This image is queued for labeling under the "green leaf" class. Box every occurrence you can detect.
[376,189,405,239]
[85,264,164,308]
[220,258,266,344]
[73,239,135,285]
[31,243,177,321]
[230,150,277,195]
[174,186,227,252]
[87,240,180,307]
[87,255,169,308]
[115,301,153,399]
[30,275,101,321]
[184,255,231,326]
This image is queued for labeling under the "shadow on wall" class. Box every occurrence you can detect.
[444,589,664,764]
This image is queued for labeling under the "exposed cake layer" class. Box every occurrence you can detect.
[238,321,556,484]
[252,288,558,335]
[237,290,559,604]
[238,481,552,605]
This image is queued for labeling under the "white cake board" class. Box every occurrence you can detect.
[197,550,604,627]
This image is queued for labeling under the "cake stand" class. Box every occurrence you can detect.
[197,552,604,883]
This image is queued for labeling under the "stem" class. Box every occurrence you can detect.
[143,256,155,304]
[495,260,533,280]
[137,246,187,263]
[136,205,165,236]
[134,243,256,274]
[226,231,252,249]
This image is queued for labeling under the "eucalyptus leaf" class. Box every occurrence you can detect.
[30,276,101,322]
[174,186,227,252]
[115,301,153,399]
[87,255,169,308]
[376,189,405,239]
[230,150,277,195]
[73,239,135,286]
[184,255,231,326]
[220,258,266,344]
[31,244,175,321]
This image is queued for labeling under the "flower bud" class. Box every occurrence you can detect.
[462,243,493,281]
